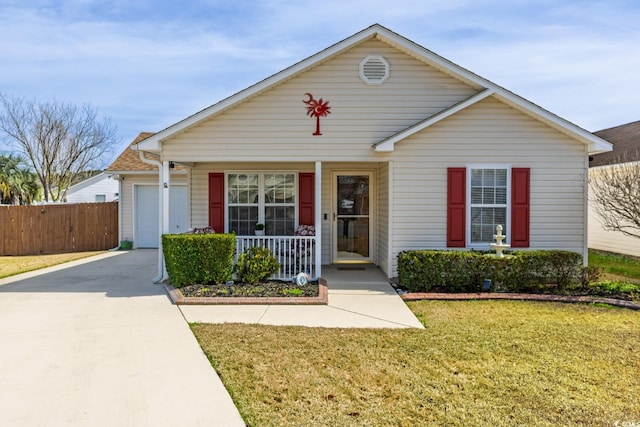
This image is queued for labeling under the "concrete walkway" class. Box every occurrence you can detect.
[0,250,244,427]
[180,266,425,329]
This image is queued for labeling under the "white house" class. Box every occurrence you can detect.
[588,120,640,258]
[65,172,119,203]
[119,24,611,280]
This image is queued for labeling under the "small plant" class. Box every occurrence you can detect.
[255,223,265,230]
[283,288,303,296]
[235,246,280,285]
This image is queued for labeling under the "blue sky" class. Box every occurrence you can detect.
[1,0,639,163]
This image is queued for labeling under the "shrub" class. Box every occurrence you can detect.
[397,250,485,292]
[162,233,235,287]
[235,246,280,285]
[397,249,585,293]
[588,281,640,301]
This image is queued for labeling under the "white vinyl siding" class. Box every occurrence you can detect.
[389,97,587,275]
[65,173,118,203]
[160,39,477,162]
[377,161,391,275]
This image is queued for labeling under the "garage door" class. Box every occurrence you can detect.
[135,185,189,248]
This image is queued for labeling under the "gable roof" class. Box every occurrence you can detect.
[137,23,612,155]
[590,120,640,167]
[107,132,162,172]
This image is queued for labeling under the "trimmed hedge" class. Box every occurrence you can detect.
[397,250,584,293]
[162,233,236,287]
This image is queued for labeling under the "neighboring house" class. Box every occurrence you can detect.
[588,120,640,257]
[65,172,119,203]
[127,24,611,280]
[107,133,189,248]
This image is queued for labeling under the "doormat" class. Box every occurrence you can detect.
[337,267,366,271]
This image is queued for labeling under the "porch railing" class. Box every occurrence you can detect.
[235,236,317,280]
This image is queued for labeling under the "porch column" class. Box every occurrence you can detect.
[162,161,171,235]
[160,161,171,280]
[315,161,322,279]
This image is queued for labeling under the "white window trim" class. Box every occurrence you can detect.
[466,164,511,248]
[224,171,298,234]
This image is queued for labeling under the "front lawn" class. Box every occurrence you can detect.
[0,251,105,279]
[191,300,640,426]
[589,250,640,282]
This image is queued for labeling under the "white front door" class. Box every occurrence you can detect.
[332,172,373,263]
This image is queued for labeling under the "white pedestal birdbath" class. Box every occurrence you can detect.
[489,224,510,258]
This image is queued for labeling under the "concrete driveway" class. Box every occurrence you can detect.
[0,250,244,427]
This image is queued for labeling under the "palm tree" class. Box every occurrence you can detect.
[0,153,41,205]
[303,93,331,135]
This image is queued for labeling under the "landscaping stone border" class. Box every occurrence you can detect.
[401,292,640,310]
[163,278,328,305]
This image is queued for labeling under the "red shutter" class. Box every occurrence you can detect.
[511,168,530,248]
[208,173,225,233]
[447,168,466,247]
[298,173,315,226]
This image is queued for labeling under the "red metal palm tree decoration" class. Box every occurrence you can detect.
[303,93,331,135]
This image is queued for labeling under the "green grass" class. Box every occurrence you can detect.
[191,301,640,427]
[589,250,640,282]
[0,251,105,278]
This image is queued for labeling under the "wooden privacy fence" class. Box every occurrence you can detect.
[0,202,118,256]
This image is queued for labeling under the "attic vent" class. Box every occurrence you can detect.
[359,55,389,85]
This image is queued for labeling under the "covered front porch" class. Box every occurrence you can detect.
[151,159,392,282]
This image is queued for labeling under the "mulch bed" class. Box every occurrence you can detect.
[180,280,319,298]
[163,278,328,305]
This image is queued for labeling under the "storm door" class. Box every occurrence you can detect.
[332,172,373,263]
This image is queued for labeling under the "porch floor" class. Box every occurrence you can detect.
[179,265,424,329]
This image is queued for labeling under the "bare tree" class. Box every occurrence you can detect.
[589,152,640,238]
[0,94,117,202]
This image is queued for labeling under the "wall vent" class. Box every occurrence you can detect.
[359,55,389,85]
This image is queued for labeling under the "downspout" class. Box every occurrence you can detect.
[113,174,123,251]
[137,150,166,283]
[583,148,590,267]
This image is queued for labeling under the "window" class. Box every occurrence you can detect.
[469,167,509,244]
[447,166,529,248]
[95,194,106,202]
[227,172,296,235]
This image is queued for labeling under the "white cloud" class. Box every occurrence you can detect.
[0,0,638,156]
